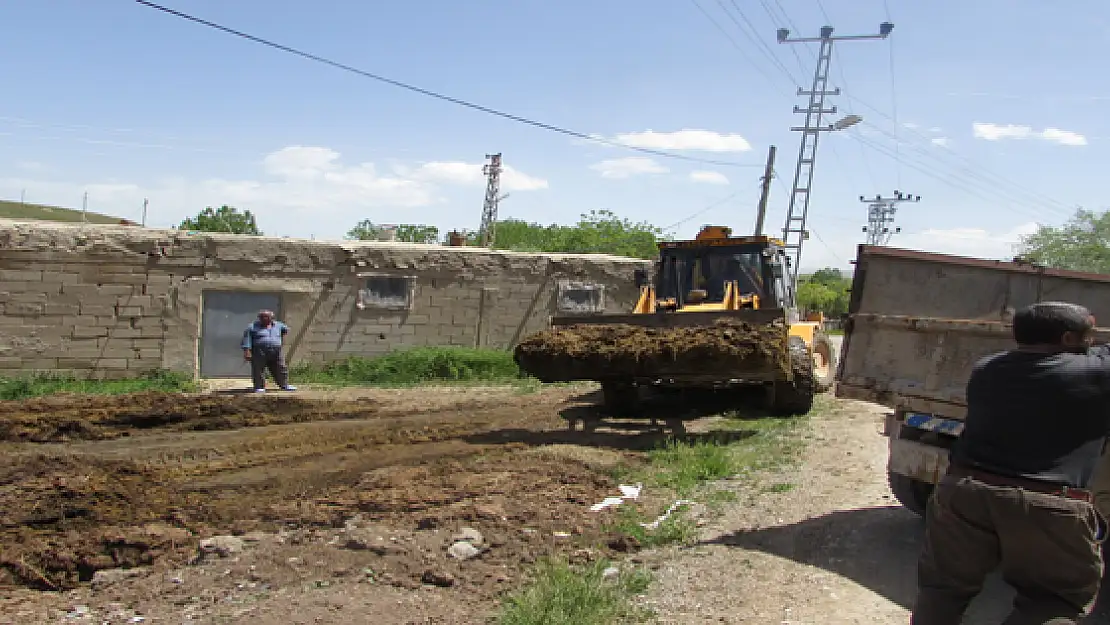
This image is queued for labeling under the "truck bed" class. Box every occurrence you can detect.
[836,245,1110,417]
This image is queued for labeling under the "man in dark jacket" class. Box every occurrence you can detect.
[241,309,296,393]
[912,301,1109,624]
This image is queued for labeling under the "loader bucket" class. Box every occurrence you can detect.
[514,309,791,385]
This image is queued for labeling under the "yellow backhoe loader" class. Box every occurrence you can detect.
[514,225,836,421]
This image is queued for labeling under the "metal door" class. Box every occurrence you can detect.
[199,291,282,378]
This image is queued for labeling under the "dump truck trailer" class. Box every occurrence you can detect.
[835,245,1110,516]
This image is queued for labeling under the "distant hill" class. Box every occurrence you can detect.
[0,200,130,225]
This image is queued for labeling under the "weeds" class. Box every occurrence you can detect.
[498,559,652,625]
[291,347,529,386]
[0,369,196,401]
[604,505,697,549]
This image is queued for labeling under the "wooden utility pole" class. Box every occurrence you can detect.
[753,145,776,236]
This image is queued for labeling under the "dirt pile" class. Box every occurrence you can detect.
[0,392,382,442]
[0,455,200,589]
[514,318,789,382]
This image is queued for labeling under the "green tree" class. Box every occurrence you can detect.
[469,209,665,259]
[1017,208,1110,274]
[179,205,261,235]
[346,220,440,244]
[796,267,851,317]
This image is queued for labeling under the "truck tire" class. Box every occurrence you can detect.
[601,382,639,416]
[888,471,934,517]
[811,332,837,393]
[770,337,816,416]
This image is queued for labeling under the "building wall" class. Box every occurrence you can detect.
[0,221,651,379]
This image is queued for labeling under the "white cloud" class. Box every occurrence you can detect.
[931,137,950,147]
[0,145,550,238]
[1040,128,1088,146]
[897,222,1039,260]
[689,170,730,185]
[972,122,1088,146]
[590,157,669,179]
[410,160,549,192]
[612,129,752,153]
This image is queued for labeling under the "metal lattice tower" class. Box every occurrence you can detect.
[776,22,893,302]
[861,191,920,246]
[479,153,502,247]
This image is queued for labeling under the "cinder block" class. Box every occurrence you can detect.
[117,306,143,317]
[96,358,129,370]
[41,272,83,285]
[57,358,96,369]
[0,269,43,281]
[0,357,23,369]
[107,329,143,339]
[4,302,44,316]
[46,304,81,316]
[73,326,109,339]
[80,304,116,316]
[140,327,165,338]
[24,358,58,369]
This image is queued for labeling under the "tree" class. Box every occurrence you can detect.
[1016,208,1110,274]
[346,220,440,244]
[796,267,851,317]
[179,205,261,235]
[467,209,666,259]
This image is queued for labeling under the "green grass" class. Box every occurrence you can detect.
[825,327,844,336]
[291,346,529,387]
[498,559,652,625]
[0,369,197,400]
[0,199,125,225]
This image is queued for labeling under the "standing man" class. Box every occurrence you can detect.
[912,301,1109,624]
[241,309,297,393]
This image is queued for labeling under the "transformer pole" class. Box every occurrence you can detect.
[479,153,503,247]
[776,22,893,302]
[860,190,920,246]
[754,145,776,236]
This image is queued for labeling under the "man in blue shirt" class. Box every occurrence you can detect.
[241,309,296,393]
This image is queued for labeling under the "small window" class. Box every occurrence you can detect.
[357,274,415,310]
[557,281,605,314]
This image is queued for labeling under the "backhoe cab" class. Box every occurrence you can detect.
[632,225,793,315]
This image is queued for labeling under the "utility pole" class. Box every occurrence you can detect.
[142,198,149,227]
[861,190,920,246]
[776,22,893,298]
[754,145,776,236]
[82,191,88,223]
[479,153,503,247]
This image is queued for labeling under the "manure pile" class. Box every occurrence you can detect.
[514,318,789,382]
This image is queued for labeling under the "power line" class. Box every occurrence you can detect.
[134,0,763,169]
[694,0,1073,223]
[662,191,744,231]
[690,0,791,97]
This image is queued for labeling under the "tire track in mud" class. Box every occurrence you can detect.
[0,386,626,591]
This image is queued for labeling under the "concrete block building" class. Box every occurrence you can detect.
[0,221,651,379]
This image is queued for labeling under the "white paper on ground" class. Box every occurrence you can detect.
[640,499,696,530]
[588,483,644,512]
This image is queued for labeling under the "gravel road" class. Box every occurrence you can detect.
[644,386,1110,624]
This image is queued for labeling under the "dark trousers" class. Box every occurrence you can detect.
[251,345,288,390]
[912,474,1104,625]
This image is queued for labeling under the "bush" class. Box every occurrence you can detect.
[0,369,196,400]
[292,347,526,386]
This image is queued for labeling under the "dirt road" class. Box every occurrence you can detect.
[644,395,1110,624]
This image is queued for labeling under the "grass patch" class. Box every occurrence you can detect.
[498,559,652,625]
[0,199,124,224]
[0,369,197,400]
[605,504,697,549]
[291,347,529,386]
[825,328,844,336]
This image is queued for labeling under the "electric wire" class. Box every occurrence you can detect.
[698,0,1074,221]
[662,191,744,232]
[133,0,763,169]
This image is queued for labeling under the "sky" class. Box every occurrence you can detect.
[0,0,1102,272]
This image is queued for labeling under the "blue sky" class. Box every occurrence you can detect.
[0,0,1102,270]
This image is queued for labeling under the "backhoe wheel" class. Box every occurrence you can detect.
[888,471,933,518]
[770,336,816,417]
[601,382,639,417]
[811,331,837,393]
